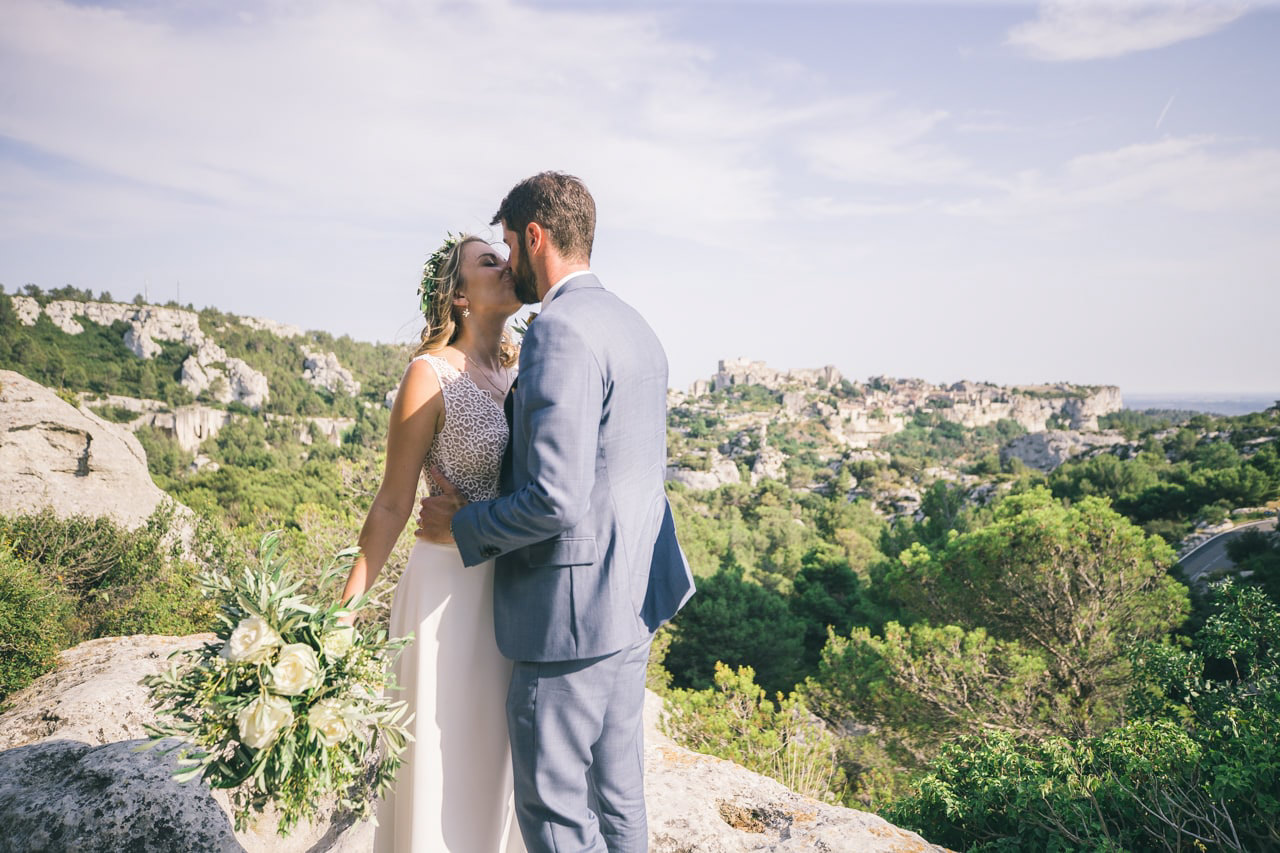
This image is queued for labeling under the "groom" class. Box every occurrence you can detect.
[417,171,695,852]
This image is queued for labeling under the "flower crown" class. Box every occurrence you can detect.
[419,233,462,315]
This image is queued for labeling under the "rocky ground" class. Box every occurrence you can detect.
[0,635,946,853]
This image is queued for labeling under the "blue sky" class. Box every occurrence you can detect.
[1,0,1276,395]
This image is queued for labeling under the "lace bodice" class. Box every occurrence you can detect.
[415,354,511,503]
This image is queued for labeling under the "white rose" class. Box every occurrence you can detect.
[320,626,355,661]
[307,698,352,747]
[270,643,322,695]
[235,694,294,750]
[224,615,283,663]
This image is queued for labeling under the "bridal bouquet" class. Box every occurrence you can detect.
[141,532,413,834]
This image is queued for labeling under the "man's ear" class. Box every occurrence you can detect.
[526,222,545,256]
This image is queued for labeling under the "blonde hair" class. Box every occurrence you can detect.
[413,234,519,366]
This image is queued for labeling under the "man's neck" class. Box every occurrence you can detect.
[537,261,591,302]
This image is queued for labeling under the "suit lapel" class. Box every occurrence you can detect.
[500,378,516,494]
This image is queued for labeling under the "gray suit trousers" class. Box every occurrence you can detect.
[506,633,653,853]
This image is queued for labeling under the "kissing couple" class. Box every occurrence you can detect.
[339,172,696,852]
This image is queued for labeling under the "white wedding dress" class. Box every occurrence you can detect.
[373,353,526,853]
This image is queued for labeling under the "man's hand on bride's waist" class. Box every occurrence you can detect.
[415,467,468,543]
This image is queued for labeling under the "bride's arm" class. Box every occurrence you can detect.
[339,359,443,621]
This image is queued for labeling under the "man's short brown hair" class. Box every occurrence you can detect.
[491,172,596,262]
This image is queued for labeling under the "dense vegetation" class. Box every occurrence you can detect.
[1,288,1277,848]
[0,505,215,703]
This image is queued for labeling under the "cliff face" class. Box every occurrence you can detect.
[12,297,272,410]
[0,635,946,853]
[690,360,1122,447]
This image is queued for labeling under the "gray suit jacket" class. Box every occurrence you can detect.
[452,274,695,662]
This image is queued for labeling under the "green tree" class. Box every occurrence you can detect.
[808,621,1056,758]
[789,548,873,669]
[890,583,1280,852]
[664,563,806,697]
[878,488,1189,735]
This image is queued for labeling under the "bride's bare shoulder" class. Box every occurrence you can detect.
[393,355,446,417]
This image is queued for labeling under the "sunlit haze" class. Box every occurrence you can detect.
[2,0,1277,395]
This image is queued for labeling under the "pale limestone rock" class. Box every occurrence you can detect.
[0,636,944,853]
[41,300,85,333]
[751,444,788,485]
[0,635,371,852]
[713,358,842,393]
[780,391,807,417]
[135,405,235,453]
[125,321,164,358]
[241,316,304,338]
[101,394,168,415]
[643,691,945,852]
[301,346,361,397]
[10,294,40,325]
[12,299,272,411]
[667,452,741,490]
[693,362,1122,439]
[225,357,270,409]
[180,354,213,394]
[301,416,355,447]
[999,430,1128,472]
[0,370,172,529]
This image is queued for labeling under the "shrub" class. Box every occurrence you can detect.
[664,663,845,802]
[0,545,72,700]
[0,503,214,645]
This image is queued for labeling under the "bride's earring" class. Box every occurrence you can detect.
[461,306,471,319]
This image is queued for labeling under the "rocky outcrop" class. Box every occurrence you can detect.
[643,692,944,852]
[295,416,355,447]
[0,635,945,853]
[666,452,741,490]
[0,635,366,853]
[130,405,236,453]
[689,361,1123,441]
[0,370,174,529]
[240,316,304,338]
[301,346,360,397]
[999,430,1128,472]
[10,294,40,324]
[751,443,788,485]
[11,299,271,410]
[713,359,842,393]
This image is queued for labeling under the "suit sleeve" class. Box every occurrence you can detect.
[452,313,603,566]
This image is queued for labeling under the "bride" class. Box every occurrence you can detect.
[339,234,527,852]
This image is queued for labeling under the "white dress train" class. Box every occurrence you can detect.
[373,354,526,853]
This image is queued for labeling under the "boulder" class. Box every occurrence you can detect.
[0,370,173,529]
[0,635,946,852]
[0,635,369,853]
[301,346,361,397]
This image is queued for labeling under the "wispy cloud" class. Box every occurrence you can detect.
[947,135,1280,219]
[797,105,995,188]
[0,0,786,243]
[1007,0,1248,61]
